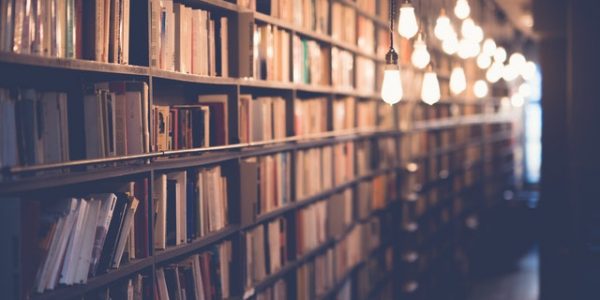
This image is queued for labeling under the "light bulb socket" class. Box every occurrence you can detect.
[426,63,435,72]
[385,47,399,65]
[401,1,413,8]
[440,8,446,16]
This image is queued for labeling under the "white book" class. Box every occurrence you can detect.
[112,196,139,268]
[46,198,79,290]
[196,170,204,237]
[167,171,187,244]
[74,199,101,283]
[153,174,167,249]
[60,199,89,285]
[124,89,143,155]
[88,193,118,277]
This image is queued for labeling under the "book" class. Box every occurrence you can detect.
[238,95,287,143]
[240,153,291,218]
[294,97,328,137]
[197,94,228,146]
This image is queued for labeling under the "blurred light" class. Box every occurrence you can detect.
[442,32,459,54]
[509,52,526,68]
[454,0,471,20]
[422,70,441,105]
[486,62,503,83]
[411,36,430,69]
[398,3,419,39]
[450,66,467,95]
[482,38,496,56]
[434,10,453,41]
[519,82,532,98]
[493,47,507,63]
[381,65,403,105]
[477,53,491,69]
[502,63,519,81]
[521,61,536,80]
[474,80,488,98]
[511,94,525,107]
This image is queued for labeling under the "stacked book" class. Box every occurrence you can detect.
[296,200,327,256]
[152,94,229,150]
[253,24,291,82]
[84,81,150,159]
[292,35,329,86]
[155,240,232,300]
[331,2,356,44]
[295,146,334,200]
[153,166,229,249]
[331,47,354,90]
[150,0,229,76]
[0,0,131,63]
[294,97,328,137]
[27,184,149,294]
[0,88,69,169]
[244,217,287,289]
[239,153,292,225]
[238,95,287,143]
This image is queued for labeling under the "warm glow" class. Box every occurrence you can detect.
[398,4,419,39]
[454,0,471,20]
[450,66,467,95]
[518,82,532,98]
[461,18,476,37]
[502,63,519,81]
[521,61,536,80]
[477,54,491,69]
[458,39,479,59]
[482,39,496,56]
[511,94,524,107]
[434,13,452,41]
[493,47,507,63]
[381,65,403,105]
[486,62,503,83]
[422,71,441,105]
[442,31,459,54]
[509,52,526,68]
[411,38,430,69]
[473,80,488,98]
[472,25,484,42]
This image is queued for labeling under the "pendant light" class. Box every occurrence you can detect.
[454,0,470,20]
[450,66,467,95]
[422,64,441,105]
[398,0,419,39]
[476,53,491,69]
[482,38,496,56]
[381,0,403,105]
[473,80,488,98]
[411,32,430,69]
[434,9,452,41]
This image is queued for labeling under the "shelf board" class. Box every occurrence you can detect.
[189,0,239,11]
[0,52,149,76]
[154,226,240,264]
[150,68,238,85]
[32,258,153,300]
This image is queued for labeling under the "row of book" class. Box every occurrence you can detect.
[253,24,291,82]
[331,2,356,45]
[153,166,229,249]
[356,249,394,300]
[244,217,287,289]
[0,88,69,168]
[95,273,151,300]
[294,143,355,200]
[238,95,286,143]
[0,0,131,63]
[26,180,149,294]
[331,47,354,90]
[152,94,229,150]
[150,0,228,76]
[155,240,232,300]
[240,152,292,223]
[356,56,376,94]
[84,81,149,159]
[294,97,328,137]
[357,16,375,54]
[357,173,397,219]
[292,35,329,86]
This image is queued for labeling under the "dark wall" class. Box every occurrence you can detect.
[534,0,600,299]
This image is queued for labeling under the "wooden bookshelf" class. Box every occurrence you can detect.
[0,0,518,299]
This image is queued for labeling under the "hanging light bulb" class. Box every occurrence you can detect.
[509,52,526,70]
[381,0,403,105]
[411,33,430,69]
[442,31,459,54]
[398,1,419,39]
[486,62,503,83]
[422,64,441,105]
[511,93,524,107]
[493,47,507,63]
[454,0,470,20]
[473,80,488,98]
[502,63,519,81]
[461,18,476,37]
[520,61,536,80]
[477,53,491,69]
[482,39,496,56]
[434,9,452,41]
[450,66,467,95]
[457,39,471,59]
[472,25,484,42]
[518,82,532,98]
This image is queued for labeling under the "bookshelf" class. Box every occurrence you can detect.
[0,0,518,300]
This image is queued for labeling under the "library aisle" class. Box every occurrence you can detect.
[0,0,597,300]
